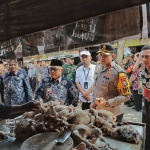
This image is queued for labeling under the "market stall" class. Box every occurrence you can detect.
[0,103,145,150]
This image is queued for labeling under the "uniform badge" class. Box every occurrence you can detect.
[61,80,67,85]
[46,88,51,92]
[44,78,49,82]
[5,84,8,88]
[147,74,150,78]
[117,72,131,95]
[102,45,106,50]
[146,82,150,88]
[142,79,146,84]
[19,74,24,78]
[71,86,77,92]
[123,81,127,86]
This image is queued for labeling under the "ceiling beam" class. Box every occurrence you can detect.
[0,0,150,42]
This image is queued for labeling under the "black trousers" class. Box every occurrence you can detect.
[29,77,36,94]
[133,90,142,111]
[82,102,91,110]
[142,113,150,150]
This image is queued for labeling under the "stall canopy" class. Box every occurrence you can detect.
[0,0,150,43]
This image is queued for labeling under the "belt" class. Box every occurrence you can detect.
[30,77,36,79]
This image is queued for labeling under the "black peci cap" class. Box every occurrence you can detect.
[97,44,115,55]
[51,59,63,67]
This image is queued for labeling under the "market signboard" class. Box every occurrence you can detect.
[0,5,147,59]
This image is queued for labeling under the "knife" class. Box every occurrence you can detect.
[42,129,71,150]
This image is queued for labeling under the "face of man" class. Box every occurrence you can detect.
[98,53,114,66]
[0,64,4,74]
[50,66,63,79]
[42,61,46,67]
[3,62,8,70]
[80,55,91,66]
[141,49,150,67]
[66,58,74,65]
[29,63,33,69]
[9,61,17,73]
[133,53,139,62]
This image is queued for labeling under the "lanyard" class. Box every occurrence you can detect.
[83,68,90,80]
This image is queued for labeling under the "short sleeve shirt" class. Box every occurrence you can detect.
[75,64,96,102]
[40,66,49,79]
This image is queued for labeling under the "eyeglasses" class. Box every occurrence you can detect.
[141,55,150,59]
[50,68,61,72]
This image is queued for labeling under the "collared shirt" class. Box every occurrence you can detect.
[40,66,49,79]
[131,71,138,91]
[75,64,96,103]
[2,71,32,105]
[139,67,150,115]
[28,67,38,78]
[35,76,78,106]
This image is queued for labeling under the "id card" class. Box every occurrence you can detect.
[84,82,88,89]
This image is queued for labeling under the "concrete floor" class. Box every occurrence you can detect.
[123,105,142,123]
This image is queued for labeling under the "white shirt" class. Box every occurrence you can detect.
[75,64,96,103]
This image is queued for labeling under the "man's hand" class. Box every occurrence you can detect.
[90,102,96,109]
[82,92,90,101]
[82,92,89,98]
[129,75,137,83]
[95,98,106,107]
[22,101,40,112]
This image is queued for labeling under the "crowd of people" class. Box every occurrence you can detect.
[0,43,150,149]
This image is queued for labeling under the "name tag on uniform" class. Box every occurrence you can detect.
[84,82,88,89]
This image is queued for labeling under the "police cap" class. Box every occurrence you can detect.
[97,44,115,55]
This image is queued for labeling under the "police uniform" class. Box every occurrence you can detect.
[62,55,77,83]
[93,44,131,119]
[2,71,32,105]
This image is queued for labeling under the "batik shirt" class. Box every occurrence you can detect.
[130,72,139,91]
[139,67,150,115]
[124,61,134,78]
[35,76,78,106]
[62,64,76,83]
[2,71,32,105]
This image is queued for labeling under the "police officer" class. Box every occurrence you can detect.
[35,59,78,106]
[62,54,76,83]
[90,44,131,121]
[2,60,32,105]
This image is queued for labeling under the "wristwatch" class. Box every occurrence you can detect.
[105,101,110,107]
